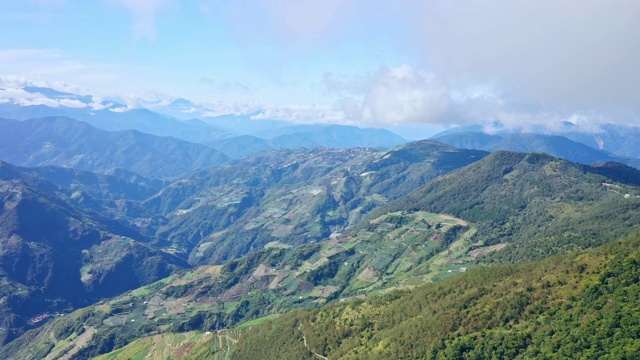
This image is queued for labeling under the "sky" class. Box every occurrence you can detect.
[1,0,640,138]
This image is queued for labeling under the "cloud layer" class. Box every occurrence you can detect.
[221,0,640,128]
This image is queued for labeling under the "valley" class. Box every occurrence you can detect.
[3,3,640,358]
[0,131,639,358]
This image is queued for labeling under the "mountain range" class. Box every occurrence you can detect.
[0,117,228,180]
[1,143,639,359]
[0,86,408,157]
[1,84,640,359]
[433,131,640,169]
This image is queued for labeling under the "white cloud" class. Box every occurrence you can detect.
[327,65,451,126]
[251,104,345,124]
[407,0,640,117]
[220,0,640,129]
[110,0,171,41]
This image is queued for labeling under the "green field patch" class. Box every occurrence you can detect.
[237,314,280,328]
[341,242,358,249]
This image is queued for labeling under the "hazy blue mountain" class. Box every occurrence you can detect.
[0,102,235,144]
[431,122,640,161]
[433,131,503,150]
[205,135,272,158]
[483,133,623,164]
[23,86,93,103]
[562,123,640,159]
[0,117,228,179]
[202,112,292,135]
[434,131,637,167]
[429,124,487,137]
[257,124,407,149]
[205,124,409,157]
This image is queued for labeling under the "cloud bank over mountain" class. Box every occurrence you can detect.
[1,0,639,132]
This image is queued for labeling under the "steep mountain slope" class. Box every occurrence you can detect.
[144,142,487,264]
[0,117,228,179]
[0,169,188,345]
[0,209,474,359]
[5,163,166,201]
[8,151,640,359]
[382,151,640,261]
[563,123,640,159]
[232,232,640,359]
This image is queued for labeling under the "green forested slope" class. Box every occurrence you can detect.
[232,233,640,359]
[381,151,640,262]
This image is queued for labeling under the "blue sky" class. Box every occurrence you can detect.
[1,0,640,137]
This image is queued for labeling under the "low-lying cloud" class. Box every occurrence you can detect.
[327,65,452,126]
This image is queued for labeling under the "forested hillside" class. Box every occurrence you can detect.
[381,151,640,261]
[4,149,640,359]
[232,233,640,359]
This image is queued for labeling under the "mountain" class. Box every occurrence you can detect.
[206,124,409,158]
[1,85,410,155]
[562,123,640,159]
[17,165,166,201]
[381,151,640,261]
[431,122,640,162]
[0,164,189,345]
[255,124,407,149]
[0,117,228,179]
[202,113,292,135]
[6,150,640,359]
[205,135,272,159]
[433,131,503,150]
[2,208,473,359]
[231,232,640,359]
[0,86,235,144]
[434,132,639,168]
[484,134,625,164]
[143,142,487,265]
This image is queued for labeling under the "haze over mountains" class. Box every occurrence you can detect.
[1,84,640,359]
[431,125,640,169]
[0,85,407,159]
[3,0,640,358]
[3,84,640,168]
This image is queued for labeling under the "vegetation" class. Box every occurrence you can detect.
[2,143,640,359]
[233,233,640,359]
[380,151,640,262]
[0,116,228,180]
[148,141,487,264]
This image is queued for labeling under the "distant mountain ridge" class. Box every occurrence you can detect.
[0,85,409,156]
[431,120,640,165]
[0,117,228,179]
[433,131,639,168]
